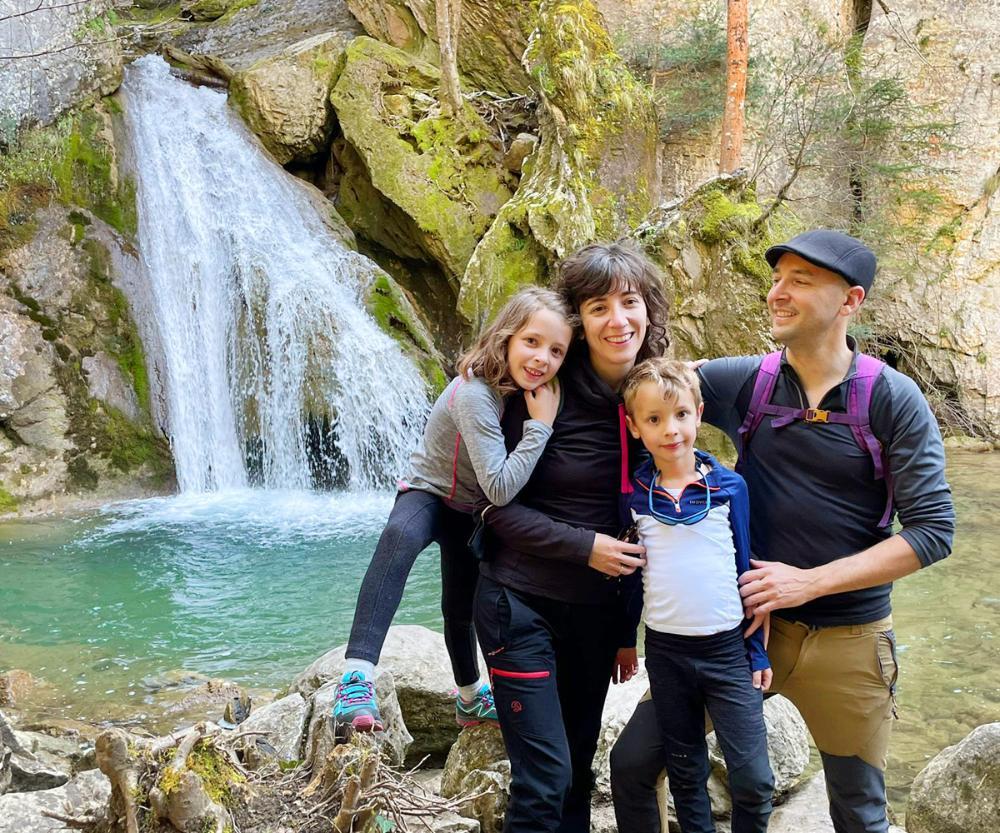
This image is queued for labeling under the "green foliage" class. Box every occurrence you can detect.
[0,487,19,513]
[613,1,726,138]
[747,30,956,278]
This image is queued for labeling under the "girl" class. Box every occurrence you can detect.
[473,241,671,832]
[333,287,574,738]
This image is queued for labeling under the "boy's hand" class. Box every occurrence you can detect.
[612,648,638,684]
[524,378,560,426]
[589,533,646,577]
[744,610,771,648]
[752,668,773,691]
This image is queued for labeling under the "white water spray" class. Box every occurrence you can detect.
[122,56,429,492]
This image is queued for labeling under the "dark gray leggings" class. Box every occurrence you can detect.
[346,489,480,686]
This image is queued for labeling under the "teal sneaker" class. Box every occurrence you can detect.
[455,683,498,728]
[332,671,383,740]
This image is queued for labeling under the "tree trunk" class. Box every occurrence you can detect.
[436,0,463,118]
[720,0,748,172]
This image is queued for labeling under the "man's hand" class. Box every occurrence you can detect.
[739,559,820,616]
[752,668,773,691]
[612,648,638,684]
[588,533,646,577]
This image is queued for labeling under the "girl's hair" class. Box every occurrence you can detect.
[457,286,573,394]
[554,240,670,361]
[622,357,702,415]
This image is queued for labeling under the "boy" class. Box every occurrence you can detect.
[621,358,773,833]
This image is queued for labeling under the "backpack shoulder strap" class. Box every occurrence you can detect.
[736,352,782,472]
[848,354,893,525]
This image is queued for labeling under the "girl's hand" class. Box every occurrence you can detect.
[612,647,638,684]
[588,533,646,577]
[524,378,560,426]
[752,668,773,691]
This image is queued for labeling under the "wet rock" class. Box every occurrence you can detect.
[82,352,142,423]
[304,672,411,768]
[907,722,1000,833]
[295,625,473,760]
[0,769,110,833]
[0,671,37,708]
[230,31,355,164]
[234,692,309,768]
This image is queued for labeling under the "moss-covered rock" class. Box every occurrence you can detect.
[458,0,659,326]
[181,0,237,22]
[345,0,535,94]
[634,173,801,361]
[330,37,514,286]
[0,99,174,511]
[229,31,355,164]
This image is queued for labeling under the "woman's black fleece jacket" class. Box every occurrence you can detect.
[478,352,643,615]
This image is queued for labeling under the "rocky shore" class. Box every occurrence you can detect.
[1,626,996,832]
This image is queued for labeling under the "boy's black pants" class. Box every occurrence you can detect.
[642,626,774,833]
[474,576,620,833]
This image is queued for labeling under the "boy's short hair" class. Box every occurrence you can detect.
[623,358,703,414]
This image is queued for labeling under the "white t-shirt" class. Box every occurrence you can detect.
[633,491,745,636]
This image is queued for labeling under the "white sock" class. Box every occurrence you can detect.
[343,658,375,680]
[458,679,484,703]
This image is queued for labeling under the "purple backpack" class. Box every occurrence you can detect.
[736,351,894,527]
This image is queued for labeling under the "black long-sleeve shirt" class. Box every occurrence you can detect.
[479,352,641,607]
[698,342,955,626]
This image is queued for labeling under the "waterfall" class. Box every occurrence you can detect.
[122,56,429,492]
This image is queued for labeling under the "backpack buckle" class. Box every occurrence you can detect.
[804,408,830,423]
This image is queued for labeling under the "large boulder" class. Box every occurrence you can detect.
[458,0,659,326]
[0,0,122,130]
[229,31,356,164]
[330,37,514,287]
[164,0,365,72]
[345,0,533,94]
[907,722,1000,833]
[0,769,110,833]
[295,625,478,760]
[440,723,507,798]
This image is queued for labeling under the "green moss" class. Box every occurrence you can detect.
[67,455,99,490]
[158,765,182,796]
[54,108,138,238]
[185,742,244,807]
[218,0,259,23]
[0,487,19,513]
[693,189,763,245]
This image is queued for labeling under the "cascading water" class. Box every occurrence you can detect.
[122,56,429,492]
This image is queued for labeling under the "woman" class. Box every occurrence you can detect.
[474,240,671,832]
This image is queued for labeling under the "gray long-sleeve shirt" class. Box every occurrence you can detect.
[698,342,955,626]
[402,375,553,509]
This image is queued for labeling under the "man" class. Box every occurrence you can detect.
[610,230,955,833]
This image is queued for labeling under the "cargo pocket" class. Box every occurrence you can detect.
[876,630,899,718]
[474,580,512,657]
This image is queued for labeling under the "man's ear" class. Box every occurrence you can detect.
[625,413,641,439]
[842,285,866,316]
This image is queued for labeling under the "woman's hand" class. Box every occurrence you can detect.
[524,379,560,426]
[612,647,638,684]
[588,533,645,577]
